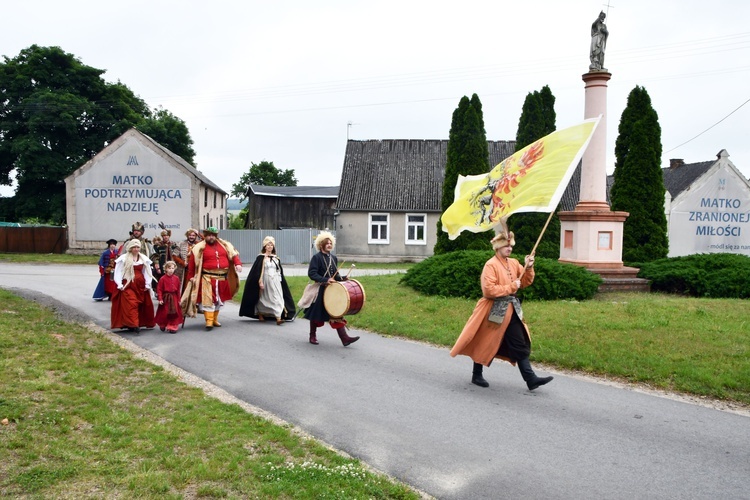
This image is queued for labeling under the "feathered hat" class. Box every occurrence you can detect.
[491,218,515,250]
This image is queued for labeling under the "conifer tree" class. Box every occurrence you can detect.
[509,86,559,258]
[435,94,491,254]
[610,86,668,262]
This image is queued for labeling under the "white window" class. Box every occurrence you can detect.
[368,213,389,244]
[405,214,427,245]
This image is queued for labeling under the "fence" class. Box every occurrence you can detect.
[0,226,69,253]
[220,229,334,265]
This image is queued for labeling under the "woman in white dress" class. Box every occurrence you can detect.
[239,236,296,325]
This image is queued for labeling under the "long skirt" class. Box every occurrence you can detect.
[154,291,184,331]
[111,267,156,329]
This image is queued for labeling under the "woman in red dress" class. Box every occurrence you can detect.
[110,239,156,333]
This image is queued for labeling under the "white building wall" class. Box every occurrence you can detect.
[668,159,750,257]
[336,211,439,262]
[65,131,226,250]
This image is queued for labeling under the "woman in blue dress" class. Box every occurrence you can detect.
[93,239,119,301]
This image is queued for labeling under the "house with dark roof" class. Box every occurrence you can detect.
[580,149,750,258]
[65,128,228,251]
[335,139,515,261]
[244,185,339,229]
[660,150,750,257]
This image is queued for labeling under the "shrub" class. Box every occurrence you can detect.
[517,258,602,301]
[400,250,490,299]
[401,251,602,301]
[638,253,750,298]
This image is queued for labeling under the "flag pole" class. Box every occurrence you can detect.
[518,210,555,280]
[529,210,556,257]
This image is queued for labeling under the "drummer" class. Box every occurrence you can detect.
[304,231,360,347]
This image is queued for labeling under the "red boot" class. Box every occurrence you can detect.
[336,327,359,347]
[309,322,319,345]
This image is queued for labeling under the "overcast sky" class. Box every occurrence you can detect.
[3,0,749,198]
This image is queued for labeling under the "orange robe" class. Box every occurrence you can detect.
[450,256,534,366]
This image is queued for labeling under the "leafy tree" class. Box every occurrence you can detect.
[434,94,491,254]
[0,45,194,224]
[138,107,196,165]
[610,86,668,262]
[231,161,298,201]
[509,85,559,258]
[228,209,248,229]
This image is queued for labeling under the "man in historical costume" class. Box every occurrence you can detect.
[302,231,359,347]
[176,228,200,290]
[120,221,153,257]
[184,227,242,330]
[450,229,553,391]
[151,227,181,281]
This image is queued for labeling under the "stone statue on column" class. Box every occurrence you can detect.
[589,11,609,71]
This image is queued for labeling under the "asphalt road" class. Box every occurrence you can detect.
[1,262,749,499]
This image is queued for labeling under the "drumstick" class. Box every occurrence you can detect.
[345,264,355,279]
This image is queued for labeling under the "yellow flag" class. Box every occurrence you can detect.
[441,117,600,240]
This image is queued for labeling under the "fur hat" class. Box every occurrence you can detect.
[203,226,219,235]
[185,228,199,238]
[125,239,142,251]
[314,231,335,251]
[262,236,275,247]
[491,231,515,250]
[131,221,145,233]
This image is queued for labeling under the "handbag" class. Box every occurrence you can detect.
[297,282,320,309]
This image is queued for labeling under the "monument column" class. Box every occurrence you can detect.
[556,18,648,290]
[578,71,611,210]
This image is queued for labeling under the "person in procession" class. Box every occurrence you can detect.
[303,231,359,346]
[154,260,184,333]
[151,227,181,281]
[176,228,199,291]
[239,236,296,325]
[450,228,553,390]
[93,238,119,301]
[110,239,156,333]
[120,221,153,257]
[185,227,242,330]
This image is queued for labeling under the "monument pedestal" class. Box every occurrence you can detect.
[558,209,649,292]
[557,70,649,292]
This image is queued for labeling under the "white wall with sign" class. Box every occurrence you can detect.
[72,138,192,242]
[668,157,750,257]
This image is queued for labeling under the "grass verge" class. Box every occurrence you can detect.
[0,289,419,499]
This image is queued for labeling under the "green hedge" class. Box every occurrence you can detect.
[637,253,750,298]
[400,251,602,301]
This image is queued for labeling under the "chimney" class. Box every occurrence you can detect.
[669,158,684,169]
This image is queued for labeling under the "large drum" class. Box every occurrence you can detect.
[324,279,366,318]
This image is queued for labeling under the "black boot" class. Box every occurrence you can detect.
[336,327,359,347]
[471,362,489,388]
[517,358,553,390]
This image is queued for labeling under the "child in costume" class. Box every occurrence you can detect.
[154,261,184,333]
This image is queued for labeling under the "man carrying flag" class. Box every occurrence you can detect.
[446,118,599,390]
